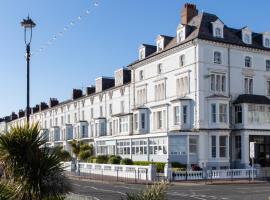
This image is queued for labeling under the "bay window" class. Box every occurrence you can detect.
[211,136,216,158]
[120,116,128,133]
[211,104,217,123]
[174,106,180,125]
[235,105,242,124]
[219,136,227,158]
[219,104,227,123]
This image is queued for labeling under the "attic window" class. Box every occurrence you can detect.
[139,48,145,60]
[265,38,270,48]
[242,33,252,44]
[215,28,222,38]
[211,20,224,38]
[157,40,163,52]
[177,25,186,43]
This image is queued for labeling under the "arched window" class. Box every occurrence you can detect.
[214,51,222,64]
[245,56,252,68]
[215,27,222,38]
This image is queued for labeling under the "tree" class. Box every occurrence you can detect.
[70,140,93,161]
[0,124,70,200]
[52,146,72,162]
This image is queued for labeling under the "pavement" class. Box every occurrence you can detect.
[69,178,270,200]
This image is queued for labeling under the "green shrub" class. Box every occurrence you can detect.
[133,161,165,173]
[171,162,186,169]
[108,155,122,164]
[124,181,168,200]
[78,150,92,161]
[120,158,133,165]
[96,155,109,164]
[87,156,97,163]
[52,146,72,162]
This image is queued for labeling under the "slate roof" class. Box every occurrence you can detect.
[129,12,270,67]
[233,94,270,105]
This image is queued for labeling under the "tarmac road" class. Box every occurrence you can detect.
[69,178,270,200]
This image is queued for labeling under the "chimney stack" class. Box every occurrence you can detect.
[39,102,49,111]
[49,98,59,108]
[72,89,83,100]
[86,86,96,96]
[181,3,198,25]
[18,109,25,118]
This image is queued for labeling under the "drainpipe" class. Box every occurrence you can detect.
[228,47,233,168]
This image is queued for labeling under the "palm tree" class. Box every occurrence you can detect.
[0,123,70,200]
[70,140,93,161]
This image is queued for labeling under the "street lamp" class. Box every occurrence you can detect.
[21,16,36,123]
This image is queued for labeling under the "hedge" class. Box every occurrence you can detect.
[133,161,165,173]
[120,158,133,165]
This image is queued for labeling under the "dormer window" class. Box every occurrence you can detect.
[177,24,186,43]
[242,27,252,44]
[212,19,224,38]
[244,34,251,44]
[215,28,222,38]
[157,40,163,52]
[265,38,270,48]
[139,47,145,60]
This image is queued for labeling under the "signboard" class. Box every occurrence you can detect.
[250,142,255,159]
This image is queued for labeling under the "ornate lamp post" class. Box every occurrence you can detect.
[21,16,36,123]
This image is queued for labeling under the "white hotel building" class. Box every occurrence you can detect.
[1,3,270,169]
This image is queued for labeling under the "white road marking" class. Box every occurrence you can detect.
[85,185,127,196]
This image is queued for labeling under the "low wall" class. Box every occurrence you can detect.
[62,162,157,181]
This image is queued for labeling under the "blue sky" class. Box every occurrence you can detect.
[0,0,269,117]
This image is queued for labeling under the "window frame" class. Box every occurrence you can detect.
[179,54,185,67]
[214,51,222,64]
[244,56,252,68]
[266,60,270,71]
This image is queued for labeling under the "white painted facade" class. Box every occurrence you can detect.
[1,4,270,169]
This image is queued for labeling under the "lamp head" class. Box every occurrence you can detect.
[21,16,36,29]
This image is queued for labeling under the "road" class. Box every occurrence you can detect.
[69,179,270,200]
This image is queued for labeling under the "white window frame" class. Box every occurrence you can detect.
[265,38,270,48]
[210,73,226,93]
[157,63,162,74]
[267,80,270,96]
[244,56,252,68]
[214,51,222,64]
[179,54,185,67]
[244,77,253,94]
[266,60,270,71]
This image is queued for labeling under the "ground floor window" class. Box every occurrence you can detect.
[189,136,198,154]
[219,136,227,158]
[170,136,186,155]
[235,135,241,159]
[117,140,130,155]
[211,136,216,158]
[96,137,167,156]
[149,137,167,155]
[132,139,147,155]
